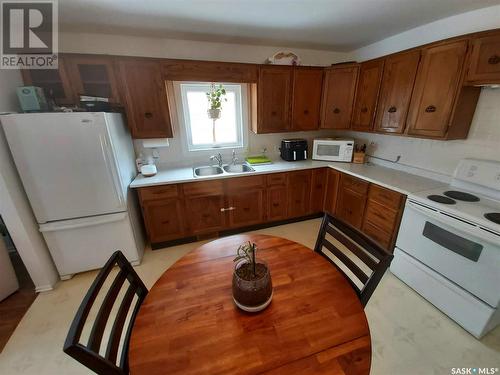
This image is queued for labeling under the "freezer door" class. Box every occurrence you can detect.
[2,113,126,223]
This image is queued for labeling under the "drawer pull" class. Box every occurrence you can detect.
[388,106,397,113]
[488,55,500,65]
[425,105,436,113]
[220,207,236,212]
[161,220,170,225]
[303,109,309,115]
[272,203,279,207]
[333,107,340,114]
[360,107,368,113]
[144,112,153,118]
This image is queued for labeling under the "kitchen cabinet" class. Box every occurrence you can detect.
[466,33,500,84]
[117,58,173,138]
[405,40,477,139]
[291,68,324,131]
[323,169,340,215]
[65,55,121,103]
[226,176,265,228]
[266,173,288,221]
[254,66,293,133]
[321,65,359,129]
[287,170,312,218]
[309,168,327,213]
[142,200,185,242]
[374,50,420,134]
[351,59,384,131]
[21,57,75,105]
[335,174,369,229]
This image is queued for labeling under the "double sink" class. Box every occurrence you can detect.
[193,163,255,177]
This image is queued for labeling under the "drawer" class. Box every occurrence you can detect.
[369,184,403,210]
[139,184,179,202]
[362,221,392,250]
[266,173,287,186]
[226,175,265,192]
[182,180,224,196]
[341,174,369,195]
[364,200,398,233]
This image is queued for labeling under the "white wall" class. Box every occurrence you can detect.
[344,5,500,177]
[0,70,59,291]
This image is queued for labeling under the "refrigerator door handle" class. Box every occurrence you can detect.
[39,212,127,232]
[99,134,124,206]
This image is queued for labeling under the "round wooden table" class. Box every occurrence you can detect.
[129,234,371,375]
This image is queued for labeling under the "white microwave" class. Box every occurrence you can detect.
[312,138,354,162]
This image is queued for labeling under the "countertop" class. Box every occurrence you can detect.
[130,159,445,196]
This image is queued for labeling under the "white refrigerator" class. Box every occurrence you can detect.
[1,112,144,280]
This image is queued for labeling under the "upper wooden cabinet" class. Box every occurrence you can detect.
[254,66,293,133]
[21,57,75,105]
[405,40,479,139]
[320,65,359,129]
[117,59,173,138]
[351,59,384,131]
[466,33,500,84]
[65,55,121,103]
[291,68,323,131]
[163,59,258,82]
[374,50,420,134]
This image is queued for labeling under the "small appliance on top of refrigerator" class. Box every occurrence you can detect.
[1,112,145,280]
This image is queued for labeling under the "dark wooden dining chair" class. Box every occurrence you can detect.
[63,251,148,375]
[314,213,393,306]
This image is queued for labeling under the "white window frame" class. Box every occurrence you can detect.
[174,82,247,152]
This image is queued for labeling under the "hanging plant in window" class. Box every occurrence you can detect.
[206,83,227,120]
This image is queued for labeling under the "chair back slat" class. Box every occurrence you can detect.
[314,213,393,306]
[64,251,148,375]
[88,270,127,352]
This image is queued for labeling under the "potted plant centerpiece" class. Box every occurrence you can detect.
[232,241,273,312]
[206,83,227,120]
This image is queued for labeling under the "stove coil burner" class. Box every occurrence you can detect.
[443,190,480,202]
[427,195,456,205]
[484,213,500,225]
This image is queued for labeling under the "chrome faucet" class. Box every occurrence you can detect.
[231,149,238,165]
[210,153,223,167]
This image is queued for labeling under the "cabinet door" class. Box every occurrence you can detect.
[287,170,312,218]
[267,186,288,221]
[66,55,120,103]
[21,57,75,105]
[406,40,468,138]
[336,188,367,229]
[467,33,500,84]
[309,168,327,213]
[227,189,265,228]
[323,169,340,215]
[321,66,359,129]
[117,59,173,138]
[351,59,384,131]
[142,199,185,243]
[256,66,292,133]
[374,50,420,134]
[291,68,323,131]
[184,195,226,234]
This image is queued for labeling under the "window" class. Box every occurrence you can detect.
[175,82,246,151]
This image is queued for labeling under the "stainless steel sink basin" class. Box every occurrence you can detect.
[193,166,224,177]
[223,164,255,173]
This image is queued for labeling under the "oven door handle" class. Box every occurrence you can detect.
[406,200,500,245]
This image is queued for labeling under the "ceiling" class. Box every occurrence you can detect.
[59,0,500,51]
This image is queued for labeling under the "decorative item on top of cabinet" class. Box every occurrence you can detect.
[291,67,324,131]
[320,64,359,129]
[466,32,500,85]
[65,55,121,104]
[374,50,420,134]
[21,56,75,105]
[117,58,173,139]
[253,65,293,133]
[405,40,481,139]
[287,170,312,218]
[351,59,385,131]
[335,174,369,229]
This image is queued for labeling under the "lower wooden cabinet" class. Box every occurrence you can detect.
[185,195,226,234]
[227,189,265,228]
[310,168,327,213]
[141,199,185,243]
[267,187,288,221]
[287,170,312,218]
[323,169,340,215]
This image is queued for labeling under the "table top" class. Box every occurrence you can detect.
[129,234,371,375]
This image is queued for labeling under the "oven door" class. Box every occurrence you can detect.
[396,200,500,307]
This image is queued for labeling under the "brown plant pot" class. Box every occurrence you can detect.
[232,259,273,312]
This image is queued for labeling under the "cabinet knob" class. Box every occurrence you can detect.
[333,107,340,114]
[488,55,500,65]
[144,112,153,118]
[425,105,436,113]
[388,106,397,113]
[271,111,277,116]
[361,107,368,113]
[303,109,309,115]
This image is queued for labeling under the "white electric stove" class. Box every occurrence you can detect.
[391,159,500,338]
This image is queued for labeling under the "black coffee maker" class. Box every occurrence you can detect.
[280,139,308,161]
